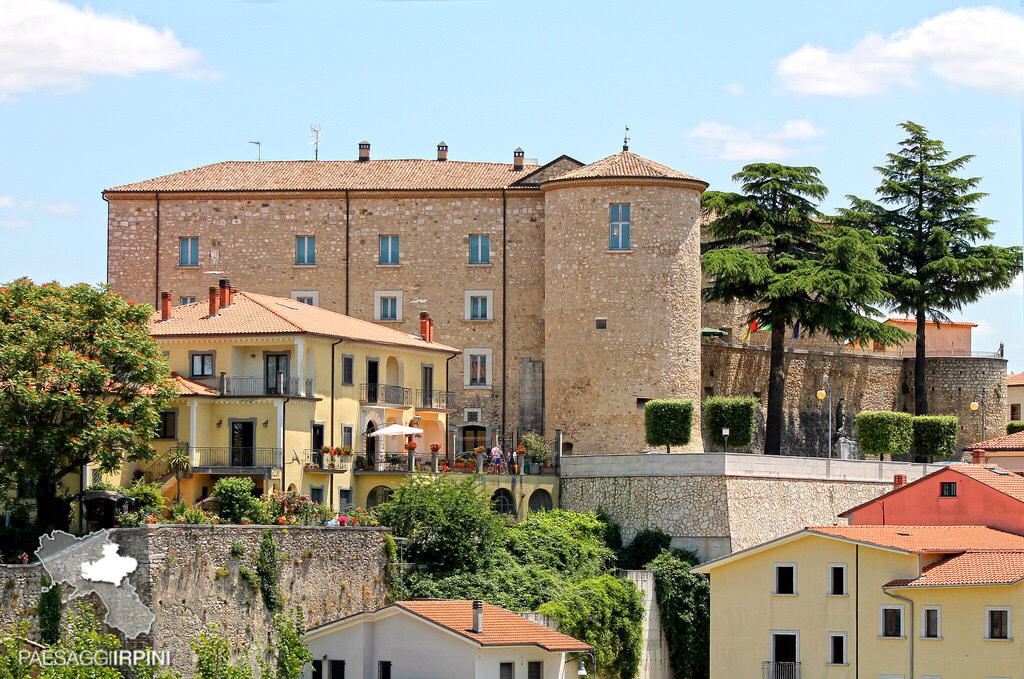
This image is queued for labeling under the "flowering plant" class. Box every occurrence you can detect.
[474,446,486,454]
[340,445,353,455]
[320,445,333,455]
[404,441,417,451]
[429,443,441,452]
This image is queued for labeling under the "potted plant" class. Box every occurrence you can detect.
[430,442,441,452]
[405,441,418,452]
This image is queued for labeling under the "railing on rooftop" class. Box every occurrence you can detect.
[360,383,411,407]
[222,375,313,397]
[191,447,282,468]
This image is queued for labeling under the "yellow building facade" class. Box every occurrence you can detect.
[693,525,1024,679]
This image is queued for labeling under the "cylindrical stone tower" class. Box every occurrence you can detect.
[541,150,708,454]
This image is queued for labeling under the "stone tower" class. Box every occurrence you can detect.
[541,150,708,454]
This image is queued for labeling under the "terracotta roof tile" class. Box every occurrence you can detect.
[966,431,1024,452]
[172,372,218,396]
[544,150,706,185]
[886,551,1024,587]
[150,291,459,353]
[395,600,592,652]
[1008,372,1024,386]
[807,525,1024,553]
[105,159,542,193]
[885,317,978,328]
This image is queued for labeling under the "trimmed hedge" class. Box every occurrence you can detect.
[645,400,693,453]
[1008,421,1024,435]
[912,415,958,461]
[704,396,757,449]
[855,411,912,458]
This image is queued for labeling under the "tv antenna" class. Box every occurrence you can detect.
[310,124,321,160]
[623,125,630,151]
[249,140,261,161]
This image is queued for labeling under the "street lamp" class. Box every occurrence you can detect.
[575,652,597,677]
[817,374,832,458]
[970,393,986,441]
[722,427,730,452]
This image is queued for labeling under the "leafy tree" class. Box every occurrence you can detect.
[644,400,693,453]
[646,549,710,679]
[0,280,176,534]
[839,122,1023,415]
[855,411,913,458]
[38,577,61,645]
[703,396,757,450]
[911,415,958,461]
[618,528,672,570]
[211,477,266,525]
[703,164,908,454]
[1008,421,1024,435]
[167,445,191,505]
[193,625,252,679]
[264,611,312,679]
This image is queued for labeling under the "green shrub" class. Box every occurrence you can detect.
[703,396,758,449]
[239,566,258,590]
[211,477,265,524]
[646,549,710,679]
[912,415,959,461]
[855,411,913,458]
[193,624,251,679]
[1008,421,1024,435]
[38,576,61,644]
[645,400,694,452]
[520,432,551,464]
[619,528,672,570]
[230,542,245,557]
[256,530,281,612]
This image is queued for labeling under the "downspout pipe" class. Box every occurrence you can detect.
[154,191,161,308]
[344,190,351,315]
[281,397,290,493]
[883,572,916,679]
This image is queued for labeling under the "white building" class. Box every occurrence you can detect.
[303,599,592,679]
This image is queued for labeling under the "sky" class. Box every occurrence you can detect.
[1,0,1023,367]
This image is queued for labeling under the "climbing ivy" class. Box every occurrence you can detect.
[38,576,61,644]
[646,549,710,679]
[266,610,312,679]
[256,530,281,612]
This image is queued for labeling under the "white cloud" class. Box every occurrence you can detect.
[722,83,744,96]
[0,0,202,101]
[687,119,824,161]
[0,195,12,208]
[0,219,31,228]
[42,202,79,216]
[777,7,1024,97]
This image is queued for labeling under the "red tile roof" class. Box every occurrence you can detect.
[886,551,1024,588]
[172,372,218,396]
[807,525,1024,553]
[150,291,459,353]
[545,150,706,185]
[966,431,1024,452]
[884,317,978,328]
[394,600,592,652]
[105,159,542,193]
[1008,372,1024,386]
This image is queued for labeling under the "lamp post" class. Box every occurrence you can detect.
[575,652,598,677]
[722,427,730,452]
[816,374,832,458]
[970,393,987,441]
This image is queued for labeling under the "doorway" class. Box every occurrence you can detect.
[770,632,799,679]
[366,359,379,402]
[231,420,255,466]
[421,365,434,407]
[311,423,325,466]
[265,353,289,394]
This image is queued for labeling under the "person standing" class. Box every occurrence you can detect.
[490,443,503,474]
[508,446,518,475]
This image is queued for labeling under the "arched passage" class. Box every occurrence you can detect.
[366,485,393,509]
[491,488,515,516]
[528,489,553,513]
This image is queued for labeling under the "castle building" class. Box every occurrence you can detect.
[105,143,709,454]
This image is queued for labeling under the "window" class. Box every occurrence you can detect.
[609,203,631,250]
[157,411,177,439]
[295,235,316,265]
[465,349,492,388]
[499,662,514,679]
[469,234,490,264]
[330,660,345,679]
[312,660,323,679]
[343,425,354,449]
[464,408,481,423]
[527,662,542,679]
[1012,403,1021,420]
[342,355,354,385]
[379,235,399,265]
[462,425,487,452]
[987,607,1011,640]
[596,318,608,330]
[291,290,319,306]
[374,291,402,322]
[470,295,488,320]
[828,564,847,596]
[492,489,516,515]
[309,486,324,504]
[465,290,494,321]
[179,237,199,266]
[940,481,957,497]
[880,605,905,638]
[922,606,941,639]
[827,632,847,665]
[179,296,196,305]
[377,661,391,679]
[190,352,214,377]
[773,564,796,595]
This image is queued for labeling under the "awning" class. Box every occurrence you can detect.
[368,424,424,437]
[701,327,728,336]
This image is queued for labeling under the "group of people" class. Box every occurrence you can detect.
[486,444,517,474]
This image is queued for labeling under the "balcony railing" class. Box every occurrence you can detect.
[360,383,411,407]
[302,450,352,472]
[222,375,313,397]
[191,447,282,468]
[761,662,800,679]
[415,389,456,410]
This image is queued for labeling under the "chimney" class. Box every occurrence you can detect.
[513,147,524,171]
[228,285,235,306]
[972,449,986,465]
[208,286,220,317]
[437,141,448,162]
[428,315,435,343]
[471,600,483,634]
[160,291,172,321]
[893,474,907,489]
[358,141,370,162]
[420,311,430,341]
[219,278,230,308]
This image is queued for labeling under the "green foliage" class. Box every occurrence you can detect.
[838,122,1023,414]
[644,400,693,452]
[619,529,672,570]
[167,445,191,504]
[264,611,312,679]
[0,279,178,534]
[539,575,644,679]
[912,415,959,461]
[262,489,331,526]
[0,619,33,679]
[375,475,504,575]
[193,625,252,679]
[703,396,757,449]
[519,433,550,464]
[38,577,61,645]
[256,530,281,612]
[0,501,38,564]
[646,549,710,679]
[211,477,266,525]
[41,603,123,678]
[239,566,259,590]
[230,542,246,558]
[169,501,218,525]
[856,411,913,458]
[1008,421,1024,435]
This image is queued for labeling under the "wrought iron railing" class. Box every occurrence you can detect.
[191,447,282,468]
[302,450,352,472]
[360,383,411,407]
[761,661,800,679]
[415,389,456,410]
[222,375,313,397]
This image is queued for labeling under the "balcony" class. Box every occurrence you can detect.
[191,447,282,469]
[302,450,352,473]
[761,662,800,679]
[221,375,314,397]
[415,389,456,411]
[360,383,411,408]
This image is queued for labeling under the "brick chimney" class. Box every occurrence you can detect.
[160,291,172,321]
[218,278,230,308]
[428,316,435,343]
[208,286,220,317]
[358,141,370,162]
[471,600,483,633]
[972,449,986,465]
[437,141,448,162]
[513,147,524,171]
[893,473,907,489]
[420,311,431,342]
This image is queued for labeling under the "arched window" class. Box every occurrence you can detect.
[491,488,515,515]
[366,485,393,509]
[462,425,487,452]
[528,489,553,513]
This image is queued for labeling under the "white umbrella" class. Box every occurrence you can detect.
[367,423,423,437]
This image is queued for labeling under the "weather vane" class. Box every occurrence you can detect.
[623,125,630,151]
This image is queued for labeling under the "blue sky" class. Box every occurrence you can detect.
[2,0,1023,366]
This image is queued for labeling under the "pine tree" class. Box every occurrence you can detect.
[839,122,1023,415]
[703,164,907,455]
